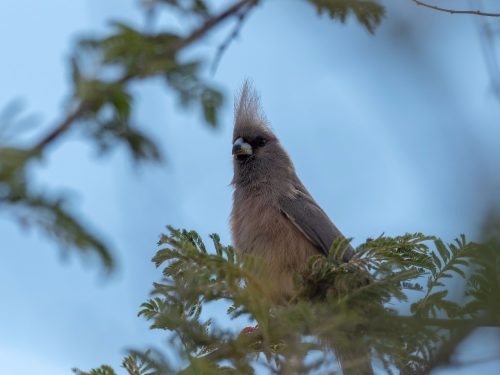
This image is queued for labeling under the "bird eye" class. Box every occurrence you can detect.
[255,136,267,147]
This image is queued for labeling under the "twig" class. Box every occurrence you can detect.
[210,1,257,75]
[32,0,258,152]
[168,0,258,52]
[32,101,90,152]
[412,0,500,17]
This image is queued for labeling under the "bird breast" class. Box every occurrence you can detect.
[230,189,319,300]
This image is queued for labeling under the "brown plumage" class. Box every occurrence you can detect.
[230,82,352,302]
[230,83,373,375]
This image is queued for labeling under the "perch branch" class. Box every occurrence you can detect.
[412,0,500,17]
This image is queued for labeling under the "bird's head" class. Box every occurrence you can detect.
[232,82,293,186]
[232,130,277,163]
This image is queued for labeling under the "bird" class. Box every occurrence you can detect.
[229,82,373,375]
[230,82,353,302]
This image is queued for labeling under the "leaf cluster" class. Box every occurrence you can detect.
[73,350,166,375]
[307,0,385,34]
[0,146,113,269]
[78,225,500,374]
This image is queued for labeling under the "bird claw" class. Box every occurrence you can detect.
[240,325,258,335]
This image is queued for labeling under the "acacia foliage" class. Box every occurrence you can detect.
[0,0,384,269]
[74,223,500,374]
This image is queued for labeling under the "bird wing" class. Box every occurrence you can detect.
[278,188,352,260]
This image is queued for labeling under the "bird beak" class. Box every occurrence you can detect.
[232,137,253,156]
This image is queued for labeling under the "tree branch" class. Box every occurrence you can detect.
[198,315,500,365]
[32,101,89,152]
[170,0,258,52]
[412,0,500,17]
[31,0,259,152]
[210,1,256,75]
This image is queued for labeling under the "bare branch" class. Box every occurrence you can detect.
[32,101,89,152]
[169,0,258,52]
[412,0,500,17]
[210,1,256,75]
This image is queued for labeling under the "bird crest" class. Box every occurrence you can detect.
[234,81,271,138]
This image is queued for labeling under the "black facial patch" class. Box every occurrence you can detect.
[251,136,267,149]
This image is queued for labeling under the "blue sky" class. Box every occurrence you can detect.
[1,0,500,373]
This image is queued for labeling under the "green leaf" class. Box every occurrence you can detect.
[306,0,385,34]
[434,239,450,263]
[72,365,117,375]
[201,88,223,127]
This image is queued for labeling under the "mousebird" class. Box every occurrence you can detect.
[230,82,353,301]
[230,82,373,375]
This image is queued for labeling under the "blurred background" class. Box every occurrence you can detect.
[0,0,499,373]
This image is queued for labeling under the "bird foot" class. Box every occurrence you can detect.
[240,325,259,335]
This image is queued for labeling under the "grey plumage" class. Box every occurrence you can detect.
[230,83,373,375]
[230,82,352,302]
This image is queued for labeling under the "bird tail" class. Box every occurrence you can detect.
[335,345,374,375]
